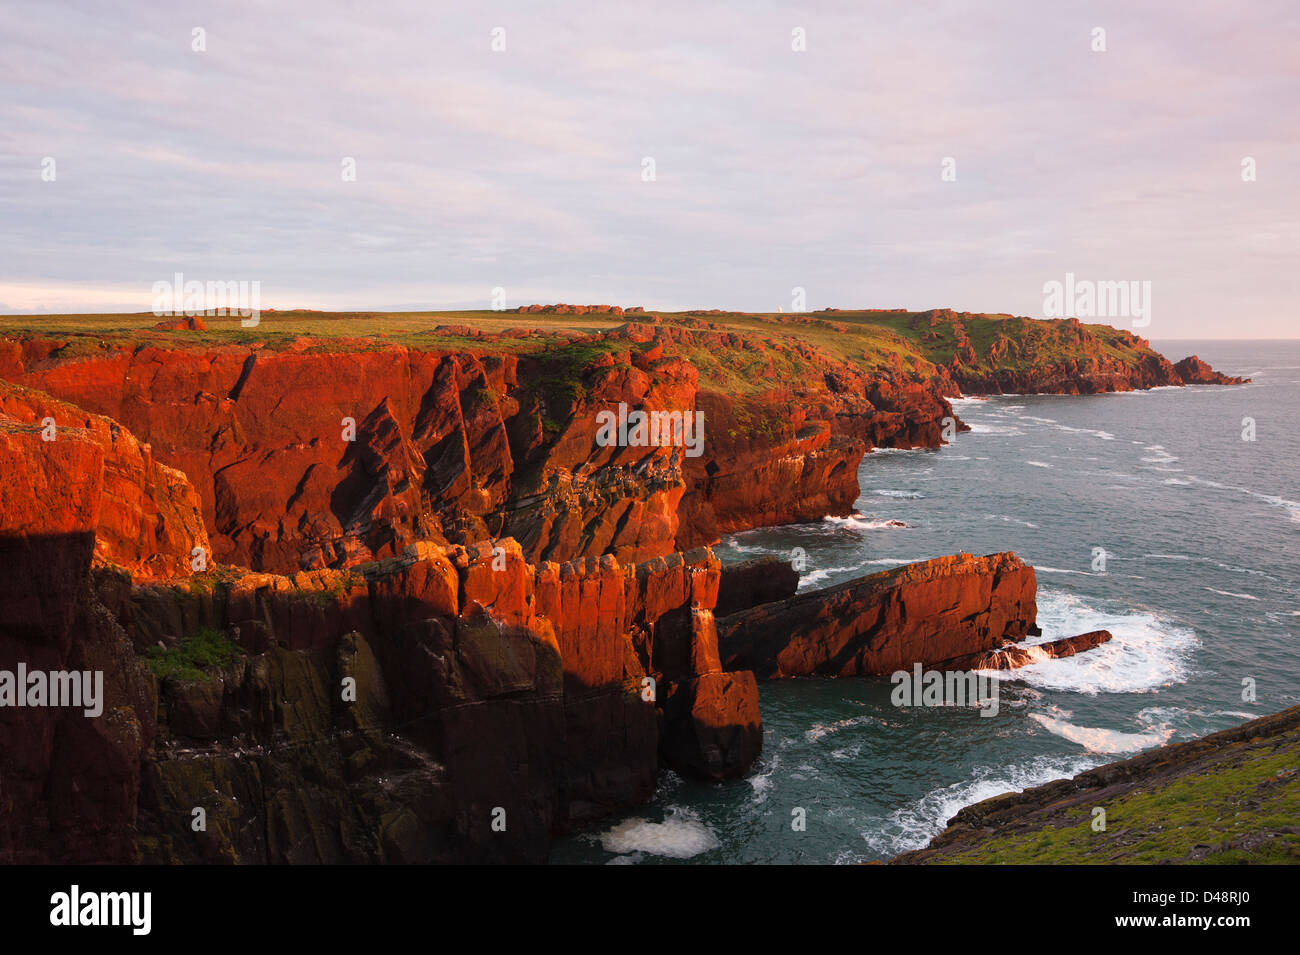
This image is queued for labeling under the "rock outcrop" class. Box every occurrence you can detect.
[715,556,801,617]
[0,415,160,863]
[152,316,208,331]
[1173,355,1249,386]
[514,303,628,316]
[944,629,1113,670]
[718,553,1038,678]
[0,380,208,579]
[3,342,699,572]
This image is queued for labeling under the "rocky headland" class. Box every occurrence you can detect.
[0,306,1249,862]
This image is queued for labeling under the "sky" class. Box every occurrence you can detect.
[1,0,1297,338]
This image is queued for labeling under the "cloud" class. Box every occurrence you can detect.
[0,0,1296,335]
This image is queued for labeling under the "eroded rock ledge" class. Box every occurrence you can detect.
[718,553,1038,678]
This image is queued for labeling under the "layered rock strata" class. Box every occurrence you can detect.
[717,553,1038,678]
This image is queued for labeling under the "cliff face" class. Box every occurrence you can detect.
[0,397,759,862]
[0,413,162,862]
[0,330,962,573]
[0,380,208,579]
[4,341,691,572]
[718,553,1038,678]
[0,311,1244,575]
[892,705,1300,864]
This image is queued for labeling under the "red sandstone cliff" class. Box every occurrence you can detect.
[0,402,759,861]
[718,553,1039,678]
[0,412,162,862]
[0,380,208,579]
[0,331,961,574]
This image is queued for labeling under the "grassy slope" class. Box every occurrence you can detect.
[895,706,1300,865]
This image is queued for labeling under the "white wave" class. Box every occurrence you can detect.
[1024,460,1053,469]
[1019,415,1058,423]
[1162,478,1192,486]
[966,423,1025,436]
[800,565,862,587]
[984,513,1039,528]
[859,754,1102,857]
[871,489,923,499]
[1058,425,1115,440]
[823,513,908,530]
[1135,705,1260,732]
[719,538,768,555]
[1141,553,1276,579]
[599,808,720,859]
[867,446,929,455]
[1029,713,1173,754]
[1205,587,1259,601]
[805,714,880,743]
[748,754,777,801]
[998,589,1198,694]
[1185,475,1300,519]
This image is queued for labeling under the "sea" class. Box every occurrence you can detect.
[550,340,1300,864]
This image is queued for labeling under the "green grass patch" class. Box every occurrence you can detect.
[146,627,242,683]
[940,744,1300,864]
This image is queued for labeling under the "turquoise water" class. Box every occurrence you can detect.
[551,341,1300,864]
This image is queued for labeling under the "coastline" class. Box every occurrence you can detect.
[0,308,1257,863]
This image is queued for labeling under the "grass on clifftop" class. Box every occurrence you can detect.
[0,306,1161,395]
[937,743,1300,864]
[145,627,242,682]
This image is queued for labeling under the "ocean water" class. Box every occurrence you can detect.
[550,340,1300,864]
